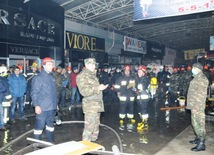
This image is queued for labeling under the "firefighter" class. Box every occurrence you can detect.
[157,66,171,106]
[114,65,136,130]
[134,66,150,132]
[25,62,39,110]
[148,68,157,98]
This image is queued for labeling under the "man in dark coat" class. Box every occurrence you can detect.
[31,57,58,143]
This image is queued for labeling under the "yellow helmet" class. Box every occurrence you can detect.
[31,62,38,68]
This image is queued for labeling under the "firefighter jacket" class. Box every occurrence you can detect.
[31,70,58,111]
[135,75,150,101]
[1,77,11,102]
[76,68,104,113]
[0,77,7,104]
[26,70,39,90]
[114,74,135,101]
[186,71,209,110]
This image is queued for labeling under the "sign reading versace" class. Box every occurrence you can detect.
[66,31,105,52]
[9,44,39,56]
[0,5,62,46]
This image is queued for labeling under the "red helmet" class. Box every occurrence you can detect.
[138,65,147,72]
[124,65,131,71]
[173,67,178,71]
[18,65,23,70]
[204,65,209,70]
[187,65,192,70]
[181,67,185,71]
[42,57,53,65]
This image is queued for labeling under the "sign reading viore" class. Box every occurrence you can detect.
[66,31,105,52]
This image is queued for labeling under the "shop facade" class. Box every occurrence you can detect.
[0,0,64,71]
[65,31,107,68]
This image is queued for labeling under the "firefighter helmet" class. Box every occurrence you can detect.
[204,65,209,70]
[31,62,38,68]
[173,67,178,71]
[18,65,23,70]
[42,57,53,65]
[124,65,131,71]
[0,66,8,76]
[187,65,192,70]
[180,67,185,71]
[138,65,147,72]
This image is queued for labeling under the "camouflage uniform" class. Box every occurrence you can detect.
[76,58,104,141]
[168,71,180,106]
[179,71,192,97]
[186,67,208,143]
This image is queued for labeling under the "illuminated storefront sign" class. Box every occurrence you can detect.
[0,4,63,47]
[124,36,147,54]
[184,48,205,60]
[66,31,105,52]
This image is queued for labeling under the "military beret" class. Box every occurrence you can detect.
[192,63,203,70]
[84,58,96,65]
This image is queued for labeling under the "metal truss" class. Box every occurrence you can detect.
[53,0,214,50]
[135,17,214,50]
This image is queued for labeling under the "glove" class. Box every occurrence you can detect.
[127,82,135,89]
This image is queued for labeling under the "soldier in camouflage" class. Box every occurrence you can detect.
[179,66,192,97]
[53,66,63,100]
[186,63,209,152]
[168,67,180,106]
[76,58,108,141]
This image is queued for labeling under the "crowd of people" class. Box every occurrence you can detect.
[0,58,213,151]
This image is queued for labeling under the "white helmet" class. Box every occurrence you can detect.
[0,66,7,76]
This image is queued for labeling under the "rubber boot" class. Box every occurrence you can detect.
[119,119,125,131]
[137,119,143,131]
[127,118,135,132]
[143,118,148,129]
[191,139,206,151]
[137,118,148,132]
[189,138,199,144]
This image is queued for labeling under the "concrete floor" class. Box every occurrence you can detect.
[154,117,214,155]
[0,98,213,155]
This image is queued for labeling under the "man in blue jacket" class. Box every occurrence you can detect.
[31,57,58,143]
[8,66,27,123]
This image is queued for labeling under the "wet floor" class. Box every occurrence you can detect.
[0,98,192,155]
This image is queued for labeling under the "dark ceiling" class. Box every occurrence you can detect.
[52,0,214,51]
